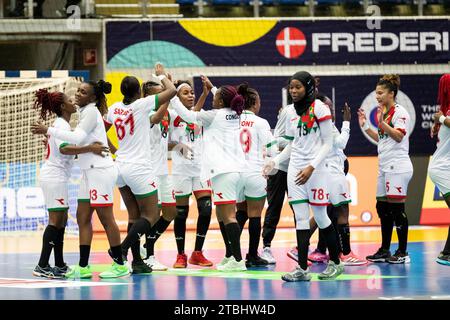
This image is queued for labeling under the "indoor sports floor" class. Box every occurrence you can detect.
[0,226,449,300]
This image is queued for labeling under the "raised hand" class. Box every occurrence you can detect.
[342,103,351,122]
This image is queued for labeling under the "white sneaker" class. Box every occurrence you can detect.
[140,244,147,260]
[143,255,168,271]
[219,259,247,272]
[260,247,276,264]
[217,256,235,270]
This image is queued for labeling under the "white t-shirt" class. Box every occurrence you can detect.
[106,95,158,166]
[170,96,248,181]
[149,108,176,176]
[47,103,113,170]
[239,110,274,172]
[377,104,413,173]
[171,108,204,178]
[327,121,350,174]
[285,100,333,170]
[429,109,450,172]
[40,117,74,182]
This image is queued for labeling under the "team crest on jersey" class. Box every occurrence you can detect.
[160,111,170,135]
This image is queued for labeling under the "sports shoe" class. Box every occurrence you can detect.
[366,248,392,262]
[131,260,152,274]
[386,250,410,264]
[217,256,234,270]
[65,265,93,279]
[140,243,147,260]
[436,252,450,266]
[219,259,247,272]
[281,266,312,282]
[99,262,130,279]
[318,261,344,280]
[189,251,213,267]
[308,249,329,263]
[52,264,69,278]
[33,265,54,278]
[286,247,312,266]
[144,255,168,271]
[173,253,188,268]
[260,247,276,264]
[245,253,269,267]
[340,251,368,266]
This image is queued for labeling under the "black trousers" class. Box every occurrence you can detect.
[262,170,290,247]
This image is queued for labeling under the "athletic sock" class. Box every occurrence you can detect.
[219,221,232,258]
[296,229,310,270]
[54,227,65,268]
[146,217,171,258]
[225,222,242,261]
[390,202,409,253]
[174,206,189,254]
[317,228,327,254]
[195,197,212,251]
[38,225,58,268]
[377,201,393,250]
[236,210,248,232]
[121,218,152,253]
[128,223,142,262]
[321,224,340,265]
[110,245,124,265]
[337,223,351,255]
[79,245,91,267]
[248,217,261,257]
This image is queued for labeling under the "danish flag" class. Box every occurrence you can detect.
[276,27,307,59]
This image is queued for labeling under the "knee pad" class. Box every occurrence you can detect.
[312,205,332,229]
[197,197,212,217]
[292,203,310,230]
[176,206,189,219]
[376,200,390,219]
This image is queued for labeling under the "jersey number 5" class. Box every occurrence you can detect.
[114,114,135,140]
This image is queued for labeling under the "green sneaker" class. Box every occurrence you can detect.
[318,261,344,280]
[99,262,130,279]
[64,265,92,279]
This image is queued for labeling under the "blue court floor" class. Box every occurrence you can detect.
[0,235,449,300]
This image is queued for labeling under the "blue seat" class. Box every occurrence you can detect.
[210,0,242,4]
[177,0,196,4]
[279,0,305,4]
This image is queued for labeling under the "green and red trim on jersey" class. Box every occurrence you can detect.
[47,207,69,212]
[90,203,113,207]
[214,200,236,205]
[193,189,212,196]
[386,195,407,200]
[135,189,158,199]
[332,200,352,207]
[161,202,177,207]
[309,202,330,206]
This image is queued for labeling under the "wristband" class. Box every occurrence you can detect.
[439,115,446,124]
[362,121,369,131]
[157,74,166,81]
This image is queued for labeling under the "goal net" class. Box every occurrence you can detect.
[0,76,82,233]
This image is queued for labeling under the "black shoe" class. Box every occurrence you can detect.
[33,265,54,278]
[52,264,69,278]
[387,250,410,264]
[132,260,152,274]
[245,254,269,267]
[366,248,391,262]
[436,251,450,266]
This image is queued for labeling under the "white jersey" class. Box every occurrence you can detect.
[170,96,248,181]
[273,105,295,172]
[285,100,332,170]
[239,111,274,172]
[171,108,203,177]
[149,109,176,176]
[429,109,450,171]
[106,95,158,166]
[40,117,74,182]
[48,103,113,170]
[377,104,413,173]
[327,121,350,174]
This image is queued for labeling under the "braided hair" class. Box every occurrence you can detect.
[219,85,245,116]
[34,89,64,120]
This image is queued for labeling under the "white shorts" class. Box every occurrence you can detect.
[78,165,118,207]
[210,172,243,205]
[237,171,267,203]
[173,175,211,199]
[328,172,351,207]
[40,180,69,211]
[156,175,176,207]
[287,165,329,206]
[376,170,413,200]
[429,167,450,198]
[116,162,158,198]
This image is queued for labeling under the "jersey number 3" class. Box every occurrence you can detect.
[114,114,135,140]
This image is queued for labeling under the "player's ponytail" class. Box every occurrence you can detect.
[220,85,244,116]
[34,88,64,120]
[378,74,400,98]
[120,76,140,106]
[88,79,112,115]
[237,82,258,110]
[438,74,450,116]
